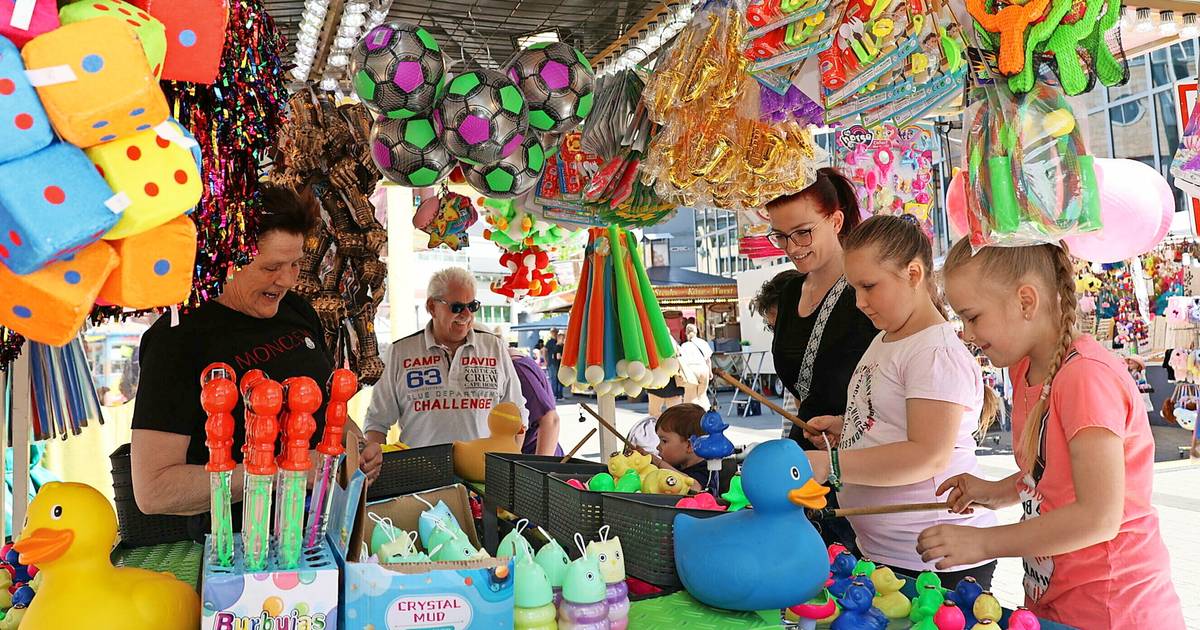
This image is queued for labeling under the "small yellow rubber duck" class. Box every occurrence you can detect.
[453,401,524,482]
[871,566,911,619]
[14,482,199,630]
[608,451,654,479]
[640,468,691,495]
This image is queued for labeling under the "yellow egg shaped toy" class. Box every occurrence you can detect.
[13,482,199,630]
[453,401,524,482]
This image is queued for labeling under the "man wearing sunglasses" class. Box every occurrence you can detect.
[364,267,527,448]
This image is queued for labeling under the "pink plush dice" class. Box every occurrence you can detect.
[129,0,228,84]
[0,0,59,49]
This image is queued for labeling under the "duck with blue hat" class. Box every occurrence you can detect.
[674,438,831,611]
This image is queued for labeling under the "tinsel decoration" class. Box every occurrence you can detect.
[270,89,387,385]
[162,0,288,307]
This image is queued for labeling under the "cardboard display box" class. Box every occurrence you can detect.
[200,537,339,630]
[333,433,515,629]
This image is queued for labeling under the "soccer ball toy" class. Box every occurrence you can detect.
[463,134,546,198]
[507,42,594,134]
[351,22,446,119]
[370,116,455,187]
[439,69,529,166]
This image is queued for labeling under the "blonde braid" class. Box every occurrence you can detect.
[1017,243,1079,470]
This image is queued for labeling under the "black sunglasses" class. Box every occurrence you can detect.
[435,298,481,314]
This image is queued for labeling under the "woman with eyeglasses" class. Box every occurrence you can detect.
[363,266,528,449]
[764,168,878,553]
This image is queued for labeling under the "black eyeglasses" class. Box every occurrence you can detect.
[435,298,481,314]
[766,214,833,249]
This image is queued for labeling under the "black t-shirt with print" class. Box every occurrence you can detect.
[133,292,335,466]
[772,273,878,447]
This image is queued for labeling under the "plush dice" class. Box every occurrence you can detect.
[22,17,169,148]
[0,142,119,275]
[59,0,167,78]
[0,0,59,48]
[0,35,52,161]
[98,215,195,308]
[0,240,118,346]
[86,119,202,240]
[129,0,227,84]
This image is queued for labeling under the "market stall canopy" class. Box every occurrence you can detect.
[267,0,690,89]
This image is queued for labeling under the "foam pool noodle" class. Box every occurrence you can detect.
[559,238,593,387]
[584,229,609,385]
[608,225,650,382]
[600,242,621,383]
[625,231,677,366]
[621,242,661,376]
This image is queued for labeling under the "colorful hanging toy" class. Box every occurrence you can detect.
[414,189,477,250]
[559,226,679,397]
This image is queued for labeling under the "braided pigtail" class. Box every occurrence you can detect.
[1016,243,1079,470]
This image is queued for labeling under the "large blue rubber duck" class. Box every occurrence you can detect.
[674,439,830,611]
[831,579,887,630]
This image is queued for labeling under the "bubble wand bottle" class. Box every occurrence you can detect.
[201,363,238,567]
[242,374,282,571]
[276,377,320,568]
[305,369,357,548]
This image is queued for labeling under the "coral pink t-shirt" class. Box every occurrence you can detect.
[1011,335,1183,630]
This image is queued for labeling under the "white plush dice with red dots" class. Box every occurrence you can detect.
[98,215,195,309]
[60,0,167,79]
[22,17,168,148]
[0,34,52,161]
[86,119,202,240]
[0,0,59,49]
[0,240,118,346]
[0,141,119,275]
[130,0,227,84]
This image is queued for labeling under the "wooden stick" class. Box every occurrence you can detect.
[579,402,638,453]
[712,367,812,432]
[812,502,950,519]
[561,428,598,463]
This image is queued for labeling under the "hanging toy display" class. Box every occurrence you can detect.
[270,89,387,385]
[967,0,1127,95]
[370,115,457,188]
[350,21,447,120]
[559,226,679,397]
[640,0,824,211]
[462,134,547,199]
[493,247,559,299]
[439,69,530,166]
[835,123,937,238]
[414,188,477,250]
[506,41,595,136]
[742,0,844,73]
[962,77,1101,248]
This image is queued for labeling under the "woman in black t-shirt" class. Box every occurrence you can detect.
[764,168,878,551]
[129,186,383,541]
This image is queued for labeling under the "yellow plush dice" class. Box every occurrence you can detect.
[22,17,169,148]
[87,120,202,240]
[0,241,118,346]
[98,215,196,309]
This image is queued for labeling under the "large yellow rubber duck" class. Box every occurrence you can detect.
[13,482,200,630]
[453,401,523,482]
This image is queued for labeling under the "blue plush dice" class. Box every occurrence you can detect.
[0,35,53,162]
[0,142,119,274]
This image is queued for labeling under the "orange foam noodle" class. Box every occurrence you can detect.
[0,241,118,346]
[585,228,607,368]
[99,215,196,309]
[561,231,594,368]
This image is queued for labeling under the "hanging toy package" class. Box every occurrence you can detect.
[962,67,1102,248]
[742,0,846,78]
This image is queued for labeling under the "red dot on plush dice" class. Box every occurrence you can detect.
[0,79,13,95]
[118,6,131,15]
[155,136,170,149]
[14,113,31,130]
[127,146,141,160]
[93,2,109,9]
[145,182,159,197]
[95,164,105,178]
[9,231,21,247]
[43,186,65,205]
[174,169,188,184]
[0,244,8,259]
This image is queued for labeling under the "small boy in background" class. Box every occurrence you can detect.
[652,403,735,494]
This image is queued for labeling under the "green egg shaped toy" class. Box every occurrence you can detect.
[498,519,536,561]
[614,469,641,492]
[514,558,556,630]
[588,473,615,492]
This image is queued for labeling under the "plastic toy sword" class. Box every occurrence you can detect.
[276,377,320,569]
[201,363,238,567]
[304,369,358,548]
[242,373,282,571]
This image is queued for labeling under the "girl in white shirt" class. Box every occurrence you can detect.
[802,215,998,589]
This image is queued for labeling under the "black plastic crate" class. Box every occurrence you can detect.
[601,493,728,587]
[547,472,633,553]
[367,443,454,500]
[109,444,192,548]
[484,453,590,511]
[513,460,605,527]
